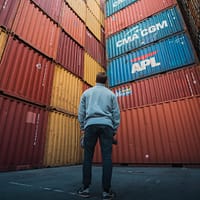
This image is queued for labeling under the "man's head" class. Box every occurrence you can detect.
[96,72,107,84]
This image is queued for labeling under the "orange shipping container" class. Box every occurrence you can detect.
[60,2,86,47]
[93,97,200,164]
[11,0,60,59]
[0,28,8,61]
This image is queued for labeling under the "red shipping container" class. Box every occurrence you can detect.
[11,0,60,59]
[0,36,55,106]
[85,29,106,67]
[32,0,62,22]
[105,0,177,37]
[56,31,84,78]
[112,65,200,110]
[0,95,48,171]
[60,2,86,47]
[93,96,200,164]
[0,0,20,30]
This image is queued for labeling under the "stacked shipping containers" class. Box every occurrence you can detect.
[0,0,106,171]
[93,0,200,164]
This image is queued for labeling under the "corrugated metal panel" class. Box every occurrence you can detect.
[0,28,8,61]
[106,0,137,17]
[60,2,86,47]
[85,29,105,67]
[50,65,82,115]
[112,65,200,110]
[65,0,86,22]
[0,95,48,171]
[84,52,105,86]
[56,31,84,78]
[86,0,101,23]
[105,0,177,37]
[0,0,20,30]
[86,7,101,41]
[32,0,62,22]
[108,33,196,87]
[93,96,200,164]
[43,111,82,167]
[0,36,55,106]
[107,6,185,59]
[11,0,60,59]
[177,0,200,60]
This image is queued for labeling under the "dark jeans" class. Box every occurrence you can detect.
[82,124,113,191]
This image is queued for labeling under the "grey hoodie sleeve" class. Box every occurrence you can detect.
[112,95,120,131]
[78,94,86,130]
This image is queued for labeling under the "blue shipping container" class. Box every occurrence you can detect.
[106,7,185,59]
[106,0,137,17]
[107,33,195,87]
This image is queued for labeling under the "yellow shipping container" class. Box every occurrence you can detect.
[84,52,105,86]
[44,111,83,167]
[86,8,101,41]
[100,9,105,27]
[86,0,101,23]
[0,28,8,61]
[50,65,82,115]
[65,0,86,22]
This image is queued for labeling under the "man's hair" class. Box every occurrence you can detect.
[96,72,107,84]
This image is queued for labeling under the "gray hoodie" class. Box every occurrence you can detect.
[78,83,120,131]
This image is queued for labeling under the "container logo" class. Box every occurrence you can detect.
[113,0,125,8]
[116,20,168,48]
[115,86,132,97]
[131,51,161,73]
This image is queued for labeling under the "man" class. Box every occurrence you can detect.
[78,72,120,200]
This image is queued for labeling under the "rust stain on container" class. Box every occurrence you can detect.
[105,0,177,37]
[56,31,84,78]
[93,97,200,164]
[50,65,82,115]
[11,0,60,59]
[32,0,62,22]
[0,95,48,171]
[60,2,86,47]
[0,0,20,30]
[0,36,55,106]
[43,111,82,167]
[112,65,200,110]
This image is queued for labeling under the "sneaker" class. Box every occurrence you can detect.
[77,187,90,198]
[102,190,115,200]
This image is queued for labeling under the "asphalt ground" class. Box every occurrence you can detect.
[0,165,200,200]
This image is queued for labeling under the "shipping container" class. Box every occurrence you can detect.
[0,95,48,171]
[108,33,196,87]
[106,0,137,17]
[112,65,200,110]
[107,6,185,59]
[56,31,84,78]
[0,36,55,106]
[86,0,101,24]
[32,0,62,22]
[84,52,105,86]
[50,65,82,115]
[177,0,200,59]
[105,0,177,37]
[0,0,20,30]
[11,0,60,59]
[93,96,200,164]
[60,2,86,47]
[0,27,8,61]
[65,0,86,22]
[85,29,106,67]
[86,7,101,41]
[43,110,82,167]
